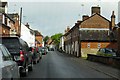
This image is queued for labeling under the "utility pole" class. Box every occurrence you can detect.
[19,7,22,37]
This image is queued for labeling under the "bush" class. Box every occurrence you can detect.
[97,52,113,57]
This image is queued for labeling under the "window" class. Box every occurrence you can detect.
[87,43,90,48]
[0,49,3,62]
[4,46,12,60]
[0,45,12,61]
[98,43,101,49]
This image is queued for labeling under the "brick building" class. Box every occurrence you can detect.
[64,22,81,57]
[34,30,43,47]
[0,13,15,37]
[64,6,117,57]
[0,1,20,37]
[8,13,20,36]
[64,27,71,54]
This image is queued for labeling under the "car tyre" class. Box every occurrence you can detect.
[28,62,33,71]
[21,65,28,77]
[33,60,37,64]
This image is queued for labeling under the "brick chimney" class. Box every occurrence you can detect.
[77,20,81,23]
[111,11,115,30]
[91,6,101,15]
[65,26,70,34]
[82,15,89,21]
[67,26,70,32]
[25,23,30,29]
[65,30,67,33]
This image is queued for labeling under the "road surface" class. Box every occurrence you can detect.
[21,51,115,79]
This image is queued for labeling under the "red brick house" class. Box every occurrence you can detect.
[0,13,15,37]
[116,22,120,57]
[34,30,43,47]
[8,13,20,36]
[64,6,117,57]
[0,1,20,37]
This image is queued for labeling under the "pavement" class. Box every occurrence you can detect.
[61,52,120,79]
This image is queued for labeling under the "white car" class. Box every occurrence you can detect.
[0,44,20,80]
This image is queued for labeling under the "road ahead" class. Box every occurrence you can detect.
[22,51,114,78]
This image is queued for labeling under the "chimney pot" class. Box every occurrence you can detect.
[82,15,89,21]
[25,23,30,29]
[91,6,101,15]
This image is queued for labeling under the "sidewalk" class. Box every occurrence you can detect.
[70,56,120,79]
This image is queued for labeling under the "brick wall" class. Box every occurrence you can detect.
[36,36,43,47]
[117,28,120,56]
[81,42,117,49]
[0,24,10,36]
[80,14,110,29]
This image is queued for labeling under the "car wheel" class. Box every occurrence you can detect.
[28,62,33,71]
[21,65,28,77]
[37,58,40,63]
[40,56,42,59]
[37,60,39,63]
[33,60,37,64]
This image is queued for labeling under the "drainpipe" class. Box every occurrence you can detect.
[78,26,81,57]
[71,32,72,55]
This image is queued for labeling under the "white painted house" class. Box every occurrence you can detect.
[59,36,64,51]
[20,23,35,47]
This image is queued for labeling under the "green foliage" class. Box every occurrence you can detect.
[43,36,49,44]
[97,52,113,57]
[51,33,63,45]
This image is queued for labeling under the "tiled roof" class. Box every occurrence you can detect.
[80,30,111,41]
[81,13,111,24]
[34,30,43,36]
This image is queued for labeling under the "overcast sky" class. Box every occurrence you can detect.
[7,0,119,36]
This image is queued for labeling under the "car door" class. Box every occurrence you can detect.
[0,45,11,79]
[4,45,20,78]
[1,45,19,79]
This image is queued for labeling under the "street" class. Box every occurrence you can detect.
[21,51,115,79]
[1,1,120,80]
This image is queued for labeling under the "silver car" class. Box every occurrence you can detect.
[0,44,20,80]
[97,48,116,57]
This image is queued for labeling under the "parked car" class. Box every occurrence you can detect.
[97,48,116,57]
[38,47,42,59]
[40,47,48,55]
[49,48,54,51]
[30,47,41,64]
[1,37,33,77]
[0,44,20,79]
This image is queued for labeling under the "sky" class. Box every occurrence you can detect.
[7,0,120,36]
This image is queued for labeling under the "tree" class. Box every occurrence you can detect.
[51,33,63,45]
[43,36,49,44]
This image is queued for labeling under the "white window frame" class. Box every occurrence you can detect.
[98,43,101,49]
[87,43,90,48]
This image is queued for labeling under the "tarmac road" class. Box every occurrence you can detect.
[21,51,116,79]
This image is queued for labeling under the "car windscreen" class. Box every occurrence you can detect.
[2,38,20,54]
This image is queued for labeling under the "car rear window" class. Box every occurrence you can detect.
[2,38,20,54]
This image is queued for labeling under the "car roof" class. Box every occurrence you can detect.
[1,36,19,39]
